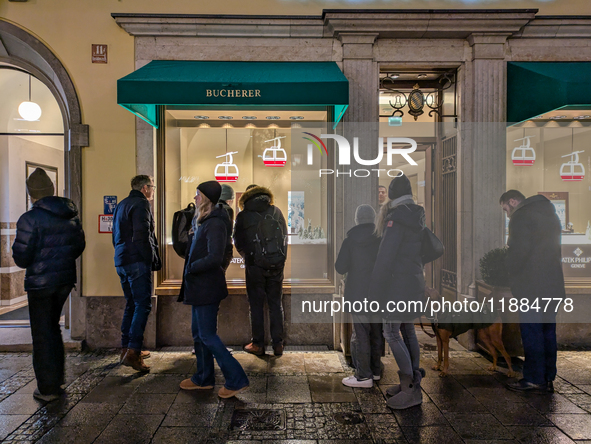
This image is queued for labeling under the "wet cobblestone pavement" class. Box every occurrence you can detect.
[1,338,591,443]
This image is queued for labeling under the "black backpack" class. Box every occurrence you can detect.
[252,207,286,270]
[172,202,195,259]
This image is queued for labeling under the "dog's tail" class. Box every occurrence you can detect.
[420,320,436,338]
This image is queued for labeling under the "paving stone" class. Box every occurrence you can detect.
[151,426,211,443]
[429,392,488,413]
[93,413,164,444]
[364,413,406,443]
[162,401,219,427]
[234,353,271,374]
[0,393,44,414]
[526,393,587,414]
[268,354,306,375]
[57,402,120,427]
[235,376,268,404]
[454,375,507,390]
[35,425,103,444]
[445,413,513,440]
[506,425,576,444]
[354,386,390,414]
[267,376,311,403]
[120,392,176,415]
[0,415,29,440]
[80,376,144,404]
[174,385,221,405]
[547,413,591,440]
[308,375,356,403]
[135,374,186,393]
[149,353,195,374]
[419,375,465,394]
[303,354,343,374]
[401,426,464,444]
[393,402,449,427]
[491,402,553,426]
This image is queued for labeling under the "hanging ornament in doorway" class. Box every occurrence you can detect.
[261,134,287,167]
[560,129,585,181]
[511,135,536,166]
[214,129,239,182]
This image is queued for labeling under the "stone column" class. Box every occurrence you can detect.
[337,33,379,250]
[458,34,510,294]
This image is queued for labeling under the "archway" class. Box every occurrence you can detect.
[0,20,87,340]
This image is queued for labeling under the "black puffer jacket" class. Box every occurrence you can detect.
[112,190,159,268]
[216,202,234,271]
[12,196,85,291]
[179,205,229,306]
[335,223,381,304]
[369,202,426,321]
[233,186,287,267]
[506,195,565,301]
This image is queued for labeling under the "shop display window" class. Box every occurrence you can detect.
[506,122,591,283]
[159,108,330,289]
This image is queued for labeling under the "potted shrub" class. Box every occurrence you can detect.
[476,247,523,356]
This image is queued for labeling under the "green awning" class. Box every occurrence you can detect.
[117,61,349,128]
[508,62,591,123]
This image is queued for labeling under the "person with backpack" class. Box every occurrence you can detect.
[233,185,287,357]
[336,204,383,388]
[178,180,249,398]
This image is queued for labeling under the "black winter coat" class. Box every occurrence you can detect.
[335,223,381,304]
[112,190,160,269]
[506,195,565,302]
[233,186,287,267]
[369,203,426,321]
[179,206,229,306]
[216,202,234,271]
[12,196,85,291]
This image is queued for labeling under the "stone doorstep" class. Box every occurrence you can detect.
[0,326,81,352]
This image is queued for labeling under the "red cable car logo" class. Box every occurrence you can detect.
[512,136,536,166]
[214,152,239,182]
[560,151,585,181]
[262,136,287,167]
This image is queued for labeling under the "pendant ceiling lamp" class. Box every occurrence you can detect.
[18,75,42,121]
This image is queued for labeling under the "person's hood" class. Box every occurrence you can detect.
[346,223,379,244]
[34,196,78,219]
[513,195,557,221]
[200,204,228,224]
[387,203,425,230]
[239,186,274,212]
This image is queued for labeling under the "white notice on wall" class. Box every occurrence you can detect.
[99,215,113,233]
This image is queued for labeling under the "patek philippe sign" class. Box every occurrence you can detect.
[206,89,261,98]
[562,245,591,278]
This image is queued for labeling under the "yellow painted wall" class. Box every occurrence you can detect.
[2,0,591,297]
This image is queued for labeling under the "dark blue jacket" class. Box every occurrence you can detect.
[112,190,160,268]
[12,196,85,291]
[335,223,381,304]
[179,205,229,306]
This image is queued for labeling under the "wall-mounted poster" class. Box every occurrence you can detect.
[26,162,58,210]
[538,192,568,231]
[288,191,305,235]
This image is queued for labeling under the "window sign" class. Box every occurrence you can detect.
[99,215,113,233]
[538,192,568,231]
[103,195,117,215]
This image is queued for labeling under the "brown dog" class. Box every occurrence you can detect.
[426,287,517,378]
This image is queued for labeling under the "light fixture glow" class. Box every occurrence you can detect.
[194,115,209,119]
[266,116,281,120]
[289,116,305,120]
[218,116,233,120]
[267,123,279,128]
[245,123,256,129]
[18,75,42,121]
[417,74,428,79]
[221,123,233,128]
[242,116,257,120]
[389,73,400,80]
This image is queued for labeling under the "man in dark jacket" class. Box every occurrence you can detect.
[234,185,287,356]
[112,175,161,372]
[12,168,85,401]
[336,204,382,387]
[500,190,563,394]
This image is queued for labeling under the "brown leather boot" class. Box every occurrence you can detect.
[122,349,150,372]
[244,342,265,356]
[120,348,151,363]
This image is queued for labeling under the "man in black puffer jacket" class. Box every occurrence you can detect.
[12,168,85,402]
[234,185,287,357]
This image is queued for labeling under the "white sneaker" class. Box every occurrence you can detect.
[373,375,381,381]
[342,376,373,388]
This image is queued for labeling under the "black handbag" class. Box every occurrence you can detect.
[421,227,444,264]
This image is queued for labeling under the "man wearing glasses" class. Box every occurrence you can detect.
[112,175,161,372]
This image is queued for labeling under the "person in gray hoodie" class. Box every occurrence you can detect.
[336,204,383,388]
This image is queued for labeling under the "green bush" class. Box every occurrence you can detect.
[479,247,510,287]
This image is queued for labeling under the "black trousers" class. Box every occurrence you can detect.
[245,265,284,347]
[27,284,72,395]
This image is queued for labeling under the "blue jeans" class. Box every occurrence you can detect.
[117,262,152,351]
[383,321,420,376]
[519,320,557,385]
[191,303,249,391]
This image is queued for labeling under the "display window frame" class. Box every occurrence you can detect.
[153,105,337,295]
